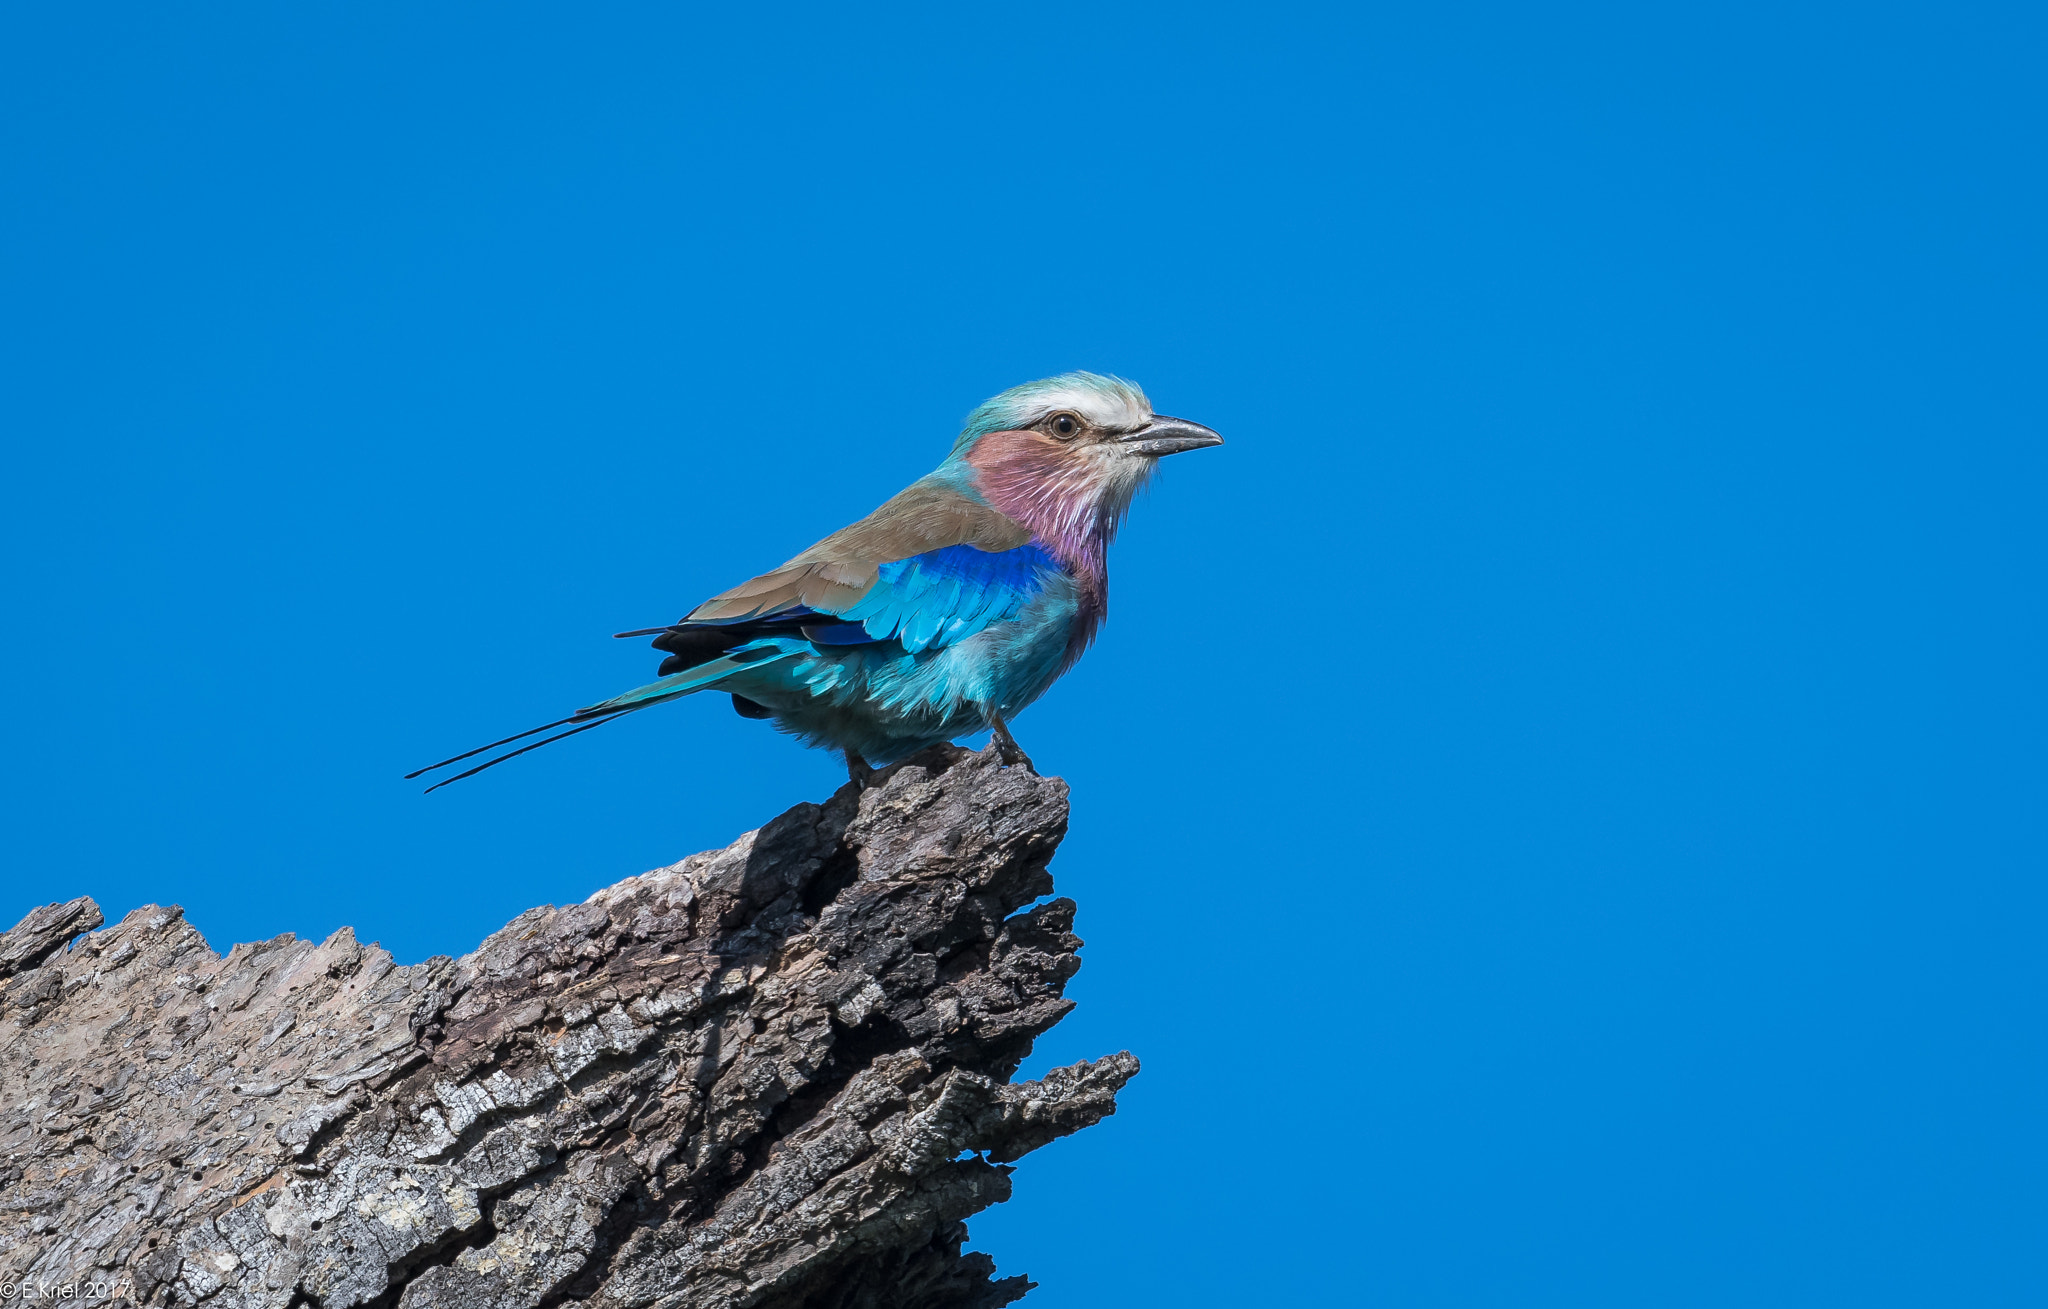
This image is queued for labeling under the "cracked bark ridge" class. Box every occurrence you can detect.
[0,744,1135,1309]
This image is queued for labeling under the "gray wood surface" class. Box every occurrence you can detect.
[0,746,1133,1309]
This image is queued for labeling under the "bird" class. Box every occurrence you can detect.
[408,372,1223,791]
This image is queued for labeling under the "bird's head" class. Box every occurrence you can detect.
[948,372,1223,570]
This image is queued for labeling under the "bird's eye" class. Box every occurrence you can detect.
[1049,413,1080,439]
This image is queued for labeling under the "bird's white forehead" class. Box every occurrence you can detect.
[1011,385,1152,432]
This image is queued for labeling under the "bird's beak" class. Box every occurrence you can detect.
[1118,415,1225,457]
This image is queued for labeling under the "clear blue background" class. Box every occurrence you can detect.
[3,4,2042,1305]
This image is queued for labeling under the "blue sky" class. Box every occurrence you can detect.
[2,3,2042,1305]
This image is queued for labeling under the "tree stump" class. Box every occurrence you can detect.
[0,745,1135,1309]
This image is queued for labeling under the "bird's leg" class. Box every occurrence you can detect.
[985,709,1035,772]
[844,748,873,788]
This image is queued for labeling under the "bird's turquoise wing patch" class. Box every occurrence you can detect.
[833,542,1061,653]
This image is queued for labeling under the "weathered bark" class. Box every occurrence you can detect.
[0,745,1134,1309]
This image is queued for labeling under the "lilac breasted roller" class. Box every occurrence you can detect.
[408,372,1223,790]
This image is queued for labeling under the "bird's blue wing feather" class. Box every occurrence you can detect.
[656,542,1059,662]
[830,542,1060,653]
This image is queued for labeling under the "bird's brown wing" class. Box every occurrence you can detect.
[684,477,1032,623]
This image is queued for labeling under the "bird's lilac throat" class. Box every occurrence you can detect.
[966,430,1146,665]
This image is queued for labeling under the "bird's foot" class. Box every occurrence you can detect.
[844,749,874,789]
[986,711,1036,773]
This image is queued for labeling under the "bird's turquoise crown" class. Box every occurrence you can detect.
[948,372,1151,459]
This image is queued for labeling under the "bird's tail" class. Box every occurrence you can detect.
[405,646,801,792]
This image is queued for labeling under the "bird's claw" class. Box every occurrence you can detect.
[986,713,1036,773]
[994,740,1035,771]
[844,749,874,789]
